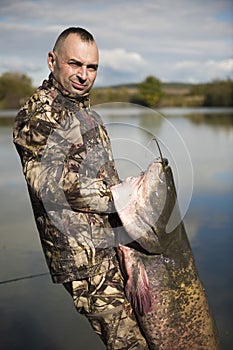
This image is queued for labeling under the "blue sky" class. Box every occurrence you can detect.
[0,0,233,87]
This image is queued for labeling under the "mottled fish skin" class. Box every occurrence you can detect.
[112,158,220,350]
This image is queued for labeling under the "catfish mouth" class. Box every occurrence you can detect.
[153,157,168,166]
[142,160,166,185]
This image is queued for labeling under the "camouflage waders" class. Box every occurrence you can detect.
[64,255,149,350]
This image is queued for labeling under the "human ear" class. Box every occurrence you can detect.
[47,51,56,72]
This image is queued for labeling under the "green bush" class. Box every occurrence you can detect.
[131,76,163,107]
[0,72,35,109]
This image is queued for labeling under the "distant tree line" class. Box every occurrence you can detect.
[0,71,232,109]
[0,72,35,109]
[92,76,233,108]
[189,79,233,107]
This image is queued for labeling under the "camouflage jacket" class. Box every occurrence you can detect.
[13,74,120,283]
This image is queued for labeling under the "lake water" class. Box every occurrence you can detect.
[0,105,232,350]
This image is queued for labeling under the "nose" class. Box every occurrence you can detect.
[77,65,87,81]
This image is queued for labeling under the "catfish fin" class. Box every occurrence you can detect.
[125,259,153,315]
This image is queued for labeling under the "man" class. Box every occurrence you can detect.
[13,27,148,349]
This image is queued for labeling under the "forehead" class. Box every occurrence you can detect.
[61,34,99,63]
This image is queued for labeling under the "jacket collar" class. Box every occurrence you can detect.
[44,73,90,108]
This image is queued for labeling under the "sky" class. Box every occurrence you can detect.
[0,0,233,87]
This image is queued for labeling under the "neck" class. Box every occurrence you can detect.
[49,73,90,103]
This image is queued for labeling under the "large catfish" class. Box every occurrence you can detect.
[111,142,220,350]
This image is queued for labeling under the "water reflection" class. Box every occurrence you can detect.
[0,107,233,349]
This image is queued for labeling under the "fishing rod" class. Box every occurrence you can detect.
[0,272,49,285]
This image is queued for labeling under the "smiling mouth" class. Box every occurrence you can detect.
[71,81,87,90]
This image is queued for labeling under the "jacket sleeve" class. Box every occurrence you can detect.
[13,106,118,215]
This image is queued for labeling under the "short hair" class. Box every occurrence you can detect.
[53,27,95,52]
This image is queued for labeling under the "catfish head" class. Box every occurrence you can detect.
[111,158,171,253]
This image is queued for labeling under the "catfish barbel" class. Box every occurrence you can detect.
[111,142,220,350]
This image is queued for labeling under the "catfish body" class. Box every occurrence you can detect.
[111,159,220,350]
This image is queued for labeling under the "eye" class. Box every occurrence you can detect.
[87,64,98,72]
[68,60,98,72]
[68,60,82,68]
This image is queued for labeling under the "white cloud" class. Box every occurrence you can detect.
[99,49,146,72]
[172,59,233,82]
[1,59,42,73]
[206,59,233,73]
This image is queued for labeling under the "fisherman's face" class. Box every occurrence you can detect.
[48,33,99,96]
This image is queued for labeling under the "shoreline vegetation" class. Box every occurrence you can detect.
[0,72,232,111]
[91,78,233,108]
